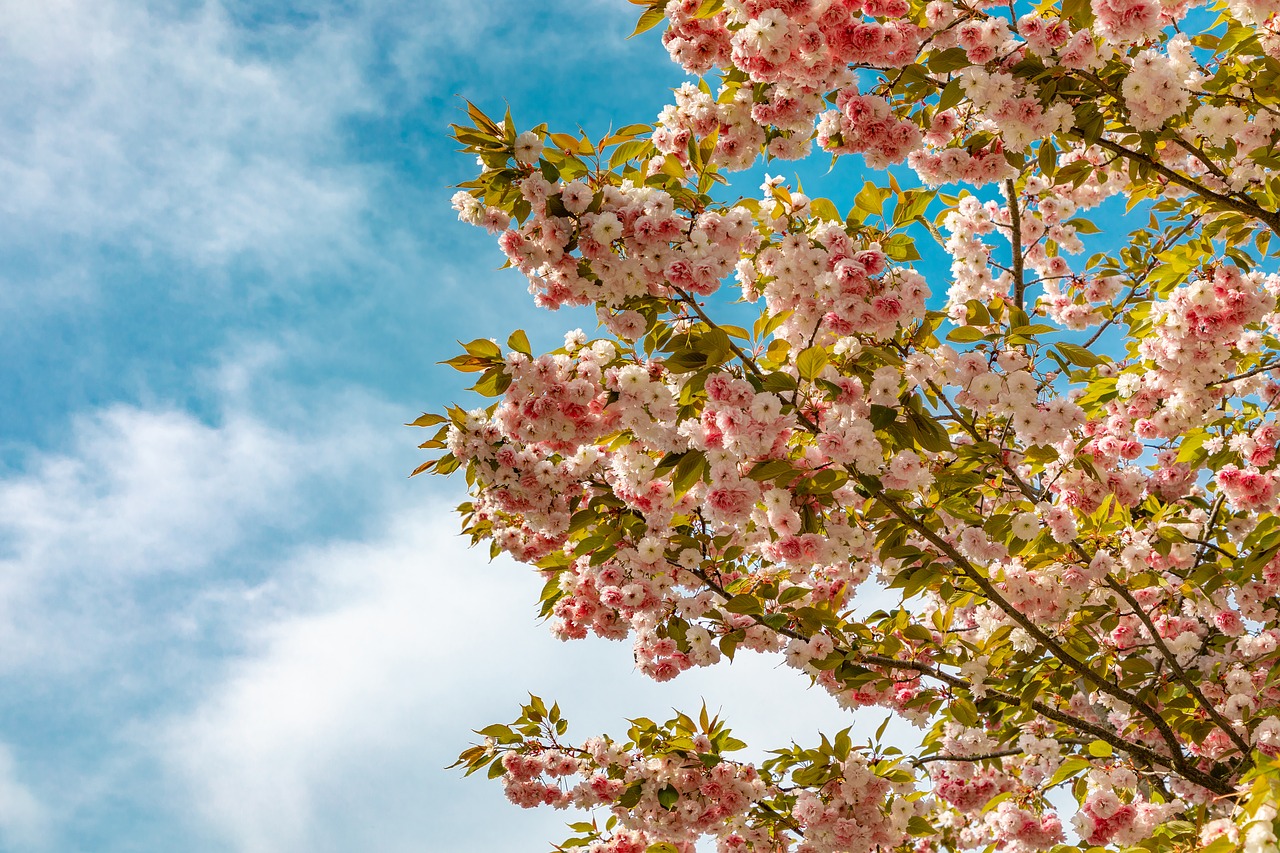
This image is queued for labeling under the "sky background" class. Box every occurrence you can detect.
[0,2,945,850]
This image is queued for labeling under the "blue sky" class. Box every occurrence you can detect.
[0,2,902,850]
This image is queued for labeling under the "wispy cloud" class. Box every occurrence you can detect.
[157,504,910,853]
[0,744,47,851]
[0,0,664,285]
[0,0,377,280]
[158,500,868,853]
[0,348,418,848]
[0,399,389,676]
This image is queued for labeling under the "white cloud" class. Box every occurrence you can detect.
[0,363,421,848]
[158,504,914,853]
[0,0,636,273]
[0,0,685,336]
[0,376,399,676]
[0,0,923,849]
[0,0,375,276]
[0,744,47,851]
[0,404,288,672]
[160,506,544,853]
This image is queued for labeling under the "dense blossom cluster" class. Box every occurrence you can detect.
[435,0,1280,850]
[790,754,921,852]
[737,181,931,345]
[455,177,756,321]
[1132,265,1279,440]
[634,0,1280,197]
[498,729,772,853]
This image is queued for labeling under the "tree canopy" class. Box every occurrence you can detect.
[423,0,1280,850]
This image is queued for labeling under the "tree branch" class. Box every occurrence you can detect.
[867,488,1193,771]
[1088,137,1280,235]
[1207,362,1280,387]
[1006,180,1026,309]
[682,565,1233,794]
[1101,575,1254,764]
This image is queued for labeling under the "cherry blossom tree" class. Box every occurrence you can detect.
[419,0,1280,850]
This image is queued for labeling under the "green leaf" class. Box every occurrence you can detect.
[951,697,979,726]
[762,371,798,393]
[471,367,512,397]
[1087,740,1113,758]
[506,329,531,355]
[610,138,653,168]
[693,0,723,17]
[797,346,829,381]
[1046,756,1091,787]
[618,783,642,809]
[407,413,447,427]
[882,233,920,261]
[1218,24,1260,55]
[946,326,985,343]
[748,459,796,482]
[928,47,970,73]
[936,78,963,113]
[1057,342,1103,367]
[441,355,490,372]
[870,405,897,429]
[723,594,763,615]
[753,308,791,342]
[671,451,707,497]
[778,586,810,604]
[1037,141,1057,176]
[982,791,1015,813]
[462,338,502,359]
[807,469,848,494]
[854,181,885,218]
[893,190,935,227]
[657,784,679,810]
[697,328,733,365]
[964,300,991,325]
[614,123,651,138]
[810,198,842,222]
[909,411,952,452]
[464,101,502,137]
[665,350,708,372]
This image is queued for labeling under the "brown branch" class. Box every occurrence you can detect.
[1006,180,1026,309]
[682,563,1233,795]
[672,289,822,434]
[867,488,1192,770]
[852,654,1229,793]
[1087,137,1280,235]
[912,737,1093,766]
[1194,496,1226,569]
[1101,575,1254,764]
[912,748,1023,765]
[1002,493,1254,764]
[667,296,1240,790]
[1079,216,1201,350]
[673,288,764,381]
[1207,361,1280,387]
[1169,135,1233,185]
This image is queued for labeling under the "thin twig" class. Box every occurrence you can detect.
[1208,362,1280,387]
